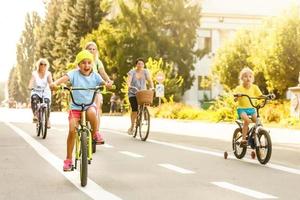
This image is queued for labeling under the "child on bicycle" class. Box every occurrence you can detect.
[50,50,108,171]
[234,67,262,147]
[28,58,53,128]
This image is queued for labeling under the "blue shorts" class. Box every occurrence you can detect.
[237,108,256,118]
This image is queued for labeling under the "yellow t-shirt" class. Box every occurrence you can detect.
[234,84,262,108]
[93,59,104,73]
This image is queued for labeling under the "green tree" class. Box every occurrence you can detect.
[251,7,300,96]
[67,0,106,61]
[83,0,201,97]
[13,12,42,102]
[213,6,300,97]
[35,0,63,70]
[212,29,255,91]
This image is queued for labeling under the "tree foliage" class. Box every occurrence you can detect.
[83,0,201,98]
[213,6,300,97]
[9,12,42,102]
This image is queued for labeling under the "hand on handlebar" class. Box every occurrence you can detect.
[50,83,58,91]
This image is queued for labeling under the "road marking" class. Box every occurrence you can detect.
[5,122,122,200]
[158,163,195,174]
[103,144,114,148]
[51,127,65,132]
[105,129,300,176]
[212,182,278,199]
[119,151,144,158]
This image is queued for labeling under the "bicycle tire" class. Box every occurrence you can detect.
[41,107,48,139]
[80,129,88,187]
[232,128,247,159]
[133,114,139,138]
[36,118,41,137]
[256,128,272,165]
[139,106,150,141]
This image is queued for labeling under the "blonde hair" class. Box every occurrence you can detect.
[84,41,99,59]
[239,67,254,84]
[35,58,50,71]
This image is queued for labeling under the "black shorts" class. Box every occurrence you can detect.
[129,96,138,112]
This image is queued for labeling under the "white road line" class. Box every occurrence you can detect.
[158,163,195,174]
[103,144,114,148]
[50,127,66,131]
[119,151,144,158]
[105,129,300,176]
[212,181,278,199]
[5,122,122,200]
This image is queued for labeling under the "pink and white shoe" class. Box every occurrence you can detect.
[93,132,105,145]
[63,159,73,171]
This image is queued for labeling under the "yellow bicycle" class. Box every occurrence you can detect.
[63,86,104,186]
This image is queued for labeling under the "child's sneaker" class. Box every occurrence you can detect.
[93,132,105,145]
[63,159,73,171]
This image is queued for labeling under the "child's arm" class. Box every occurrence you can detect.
[50,75,69,90]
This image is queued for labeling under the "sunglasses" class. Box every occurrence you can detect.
[40,63,47,66]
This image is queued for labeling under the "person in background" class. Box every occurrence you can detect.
[85,41,113,143]
[127,58,154,134]
[28,58,53,128]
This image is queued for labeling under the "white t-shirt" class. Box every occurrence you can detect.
[31,71,51,101]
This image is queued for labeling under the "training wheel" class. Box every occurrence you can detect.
[224,151,228,159]
[251,151,256,159]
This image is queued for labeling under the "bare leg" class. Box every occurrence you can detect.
[66,118,79,159]
[130,111,138,130]
[240,113,251,141]
[86,107,98,137]
[94,93,102,131]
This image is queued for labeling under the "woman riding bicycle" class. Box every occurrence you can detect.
[85,41,113,144]
[234,67,262,147]
[28,58,53,128]
[50,50,109,171]
[127,58,154,135]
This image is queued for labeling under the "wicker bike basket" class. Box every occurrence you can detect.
[136,90,154,105]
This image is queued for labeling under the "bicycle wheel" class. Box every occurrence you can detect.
[139,106,150,141]
[133,113,139,138]
[79,129,88,187]
[41,107,48,139]
[255,128,272,165]
[232,128,247,159]
[36,109,42,137]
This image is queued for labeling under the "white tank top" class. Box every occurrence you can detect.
[31,71,51,101]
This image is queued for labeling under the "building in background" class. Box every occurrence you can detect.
[183,0,296,107]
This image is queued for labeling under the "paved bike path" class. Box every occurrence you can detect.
[1,108,300,145]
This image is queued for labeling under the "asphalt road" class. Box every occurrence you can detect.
[1,108,300,200]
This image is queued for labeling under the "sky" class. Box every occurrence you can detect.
[0,0,300,82]
[0,1,45,82]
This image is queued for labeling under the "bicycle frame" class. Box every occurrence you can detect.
[234,93,274,140]
[31,88,49,138]
[63,86,102,165]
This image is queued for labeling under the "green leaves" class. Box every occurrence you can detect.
[213,6,300,98]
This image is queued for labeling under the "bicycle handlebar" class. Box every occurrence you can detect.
[234,93,275,109]
[62,86,105,108]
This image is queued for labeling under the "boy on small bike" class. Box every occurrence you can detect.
[234,67,262,147]
[50,50,109,171]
